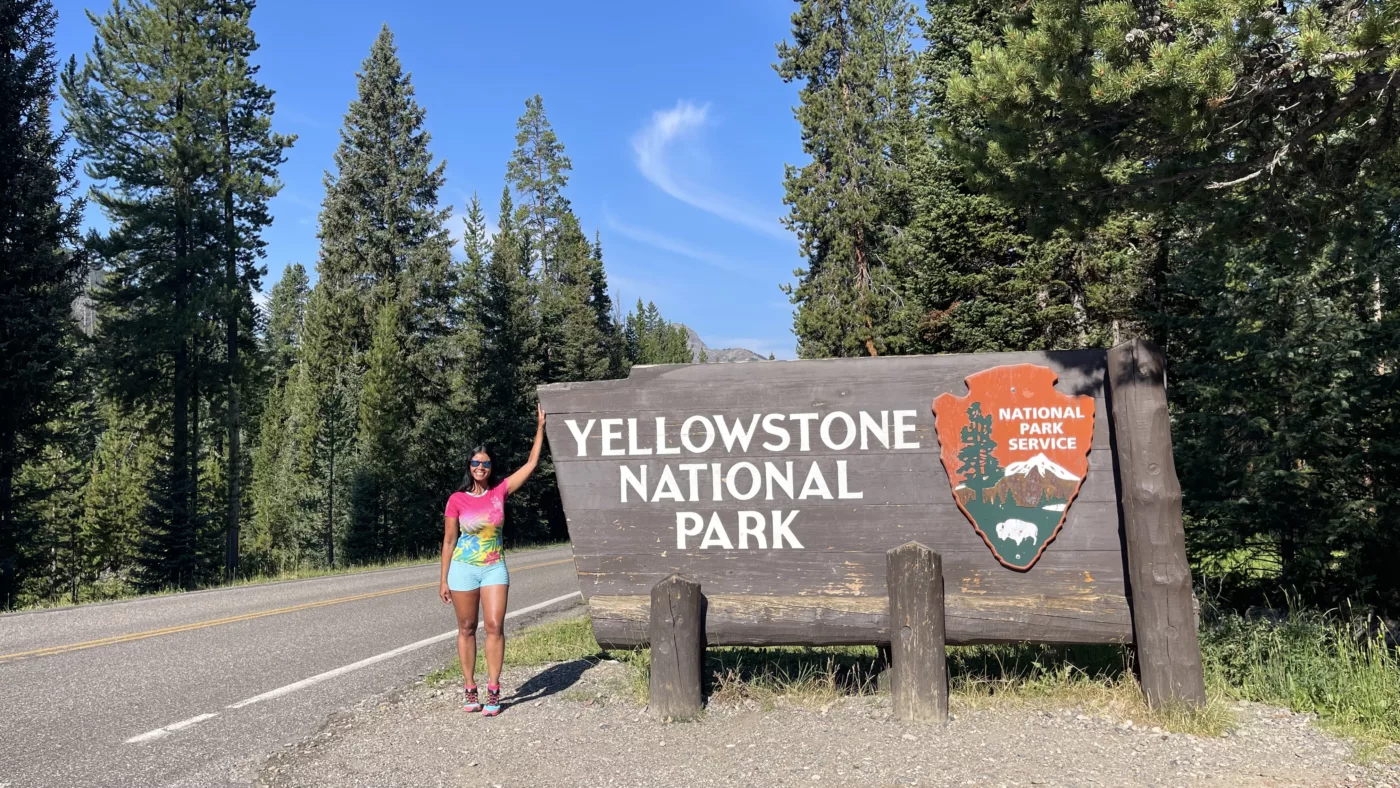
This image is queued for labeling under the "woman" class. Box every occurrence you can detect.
[439,404,546,716]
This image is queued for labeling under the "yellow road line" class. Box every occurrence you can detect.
[0,557,574,663]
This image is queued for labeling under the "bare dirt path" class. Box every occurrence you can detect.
[256,657,1399,788]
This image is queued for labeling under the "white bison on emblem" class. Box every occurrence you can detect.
[995,518,1038,546]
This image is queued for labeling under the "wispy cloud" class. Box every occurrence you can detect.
[603,213,762,280]
[282,109,331,130]
[278,191,322,212]
[607,272,670,307]
[631,101,789,241]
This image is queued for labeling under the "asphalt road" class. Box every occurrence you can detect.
[0,546,580,788]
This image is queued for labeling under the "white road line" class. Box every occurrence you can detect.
[125,713,219,744]
[123,590,582,745]
[227,591,582,710]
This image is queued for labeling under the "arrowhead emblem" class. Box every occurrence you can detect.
[933,364,1095,571]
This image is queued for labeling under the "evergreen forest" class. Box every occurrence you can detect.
[2,0,1397,620]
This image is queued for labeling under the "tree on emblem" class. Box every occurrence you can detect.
[957,403,1002,498]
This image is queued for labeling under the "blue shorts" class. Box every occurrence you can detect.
[447,560,509,592]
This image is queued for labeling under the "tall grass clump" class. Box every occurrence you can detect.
[1200,605,1400,744]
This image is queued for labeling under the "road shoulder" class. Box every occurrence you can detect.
[255,620,1400,788]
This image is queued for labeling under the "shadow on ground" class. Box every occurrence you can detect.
[509,657,598,705]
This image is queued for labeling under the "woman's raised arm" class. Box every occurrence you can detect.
[506,404,547,495]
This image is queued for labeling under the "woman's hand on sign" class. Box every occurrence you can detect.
[537,402,546,429]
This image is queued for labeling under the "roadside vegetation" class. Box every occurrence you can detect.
[432,608,1399,750]
[8,543,567,614]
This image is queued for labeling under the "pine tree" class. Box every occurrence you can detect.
[776,0,921,359]
[956,403,1001,494]
[588,232,625,377]
[286,286,357,567]
[460,194,490,320]
[210,0,293,581]
[545,215,613,383]
[475,189,552,543]
[505,95,572,277]
[317,24,449,352]
[0,0,87,607]
[946,0,1400,609]
[248,264,310,571]
[349,299,413,560]
[265,264,310,380]
[64,0,231,591]
[624,300,692,366]
[299,25,453,563]
[83,410,158,595]
[14,381,96,605]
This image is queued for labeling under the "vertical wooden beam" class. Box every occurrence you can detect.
[1106,339,1207,709]
[648,573,703,720]
[887,542,948,723]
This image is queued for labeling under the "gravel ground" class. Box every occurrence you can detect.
[256,658,1400,788]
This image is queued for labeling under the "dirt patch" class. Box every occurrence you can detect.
[256,659,1399,788]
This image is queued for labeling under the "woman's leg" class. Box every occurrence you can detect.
[479,582,509,687]
[451,588,481,685]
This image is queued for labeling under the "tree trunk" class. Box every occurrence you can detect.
[327,402,335,568]
[173,184,194,592]
[222,44,241,583]
[0,432,18,608]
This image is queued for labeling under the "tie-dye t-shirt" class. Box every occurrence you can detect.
[444,481,508,566]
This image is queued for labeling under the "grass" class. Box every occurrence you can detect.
[1200,604,1400,748]
[432,606,1398,749]
[425,615,649,693]
[9,542,570,614]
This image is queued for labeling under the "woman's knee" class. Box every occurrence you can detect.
[457,619,478,637]
[482,618,504,637]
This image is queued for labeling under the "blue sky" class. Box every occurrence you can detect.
[51,0,808,358]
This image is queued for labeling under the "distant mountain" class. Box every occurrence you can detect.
[680,325,767,364]
[986,453,1080,508]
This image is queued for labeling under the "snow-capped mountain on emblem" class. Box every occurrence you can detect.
[1004,453,1079,481]
[933,364,1096,571]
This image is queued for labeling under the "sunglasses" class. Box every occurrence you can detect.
[470,460,492,469]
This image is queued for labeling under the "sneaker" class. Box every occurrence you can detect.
[481,686,502,717]
[462,685,481,712]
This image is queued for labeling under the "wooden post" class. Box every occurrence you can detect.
[649,574,703,719]
[887,542,948,723]
[1106,339,1207,709]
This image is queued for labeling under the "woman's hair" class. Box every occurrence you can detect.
[456,445,497,493]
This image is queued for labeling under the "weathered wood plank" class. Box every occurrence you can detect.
[648,575,704,719]
[539,349,1107,415]
[551,449,1118,510]
[1106,340,1206,709]
[574,548,1126,597]
[576,550,1132,644]
[563,500,1124,555]
[588,590,1132,647]
[545,397,1112,459]
[888,543,948,723]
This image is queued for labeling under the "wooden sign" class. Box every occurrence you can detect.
[538,341,1207,709]
[933,364,1095,571]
